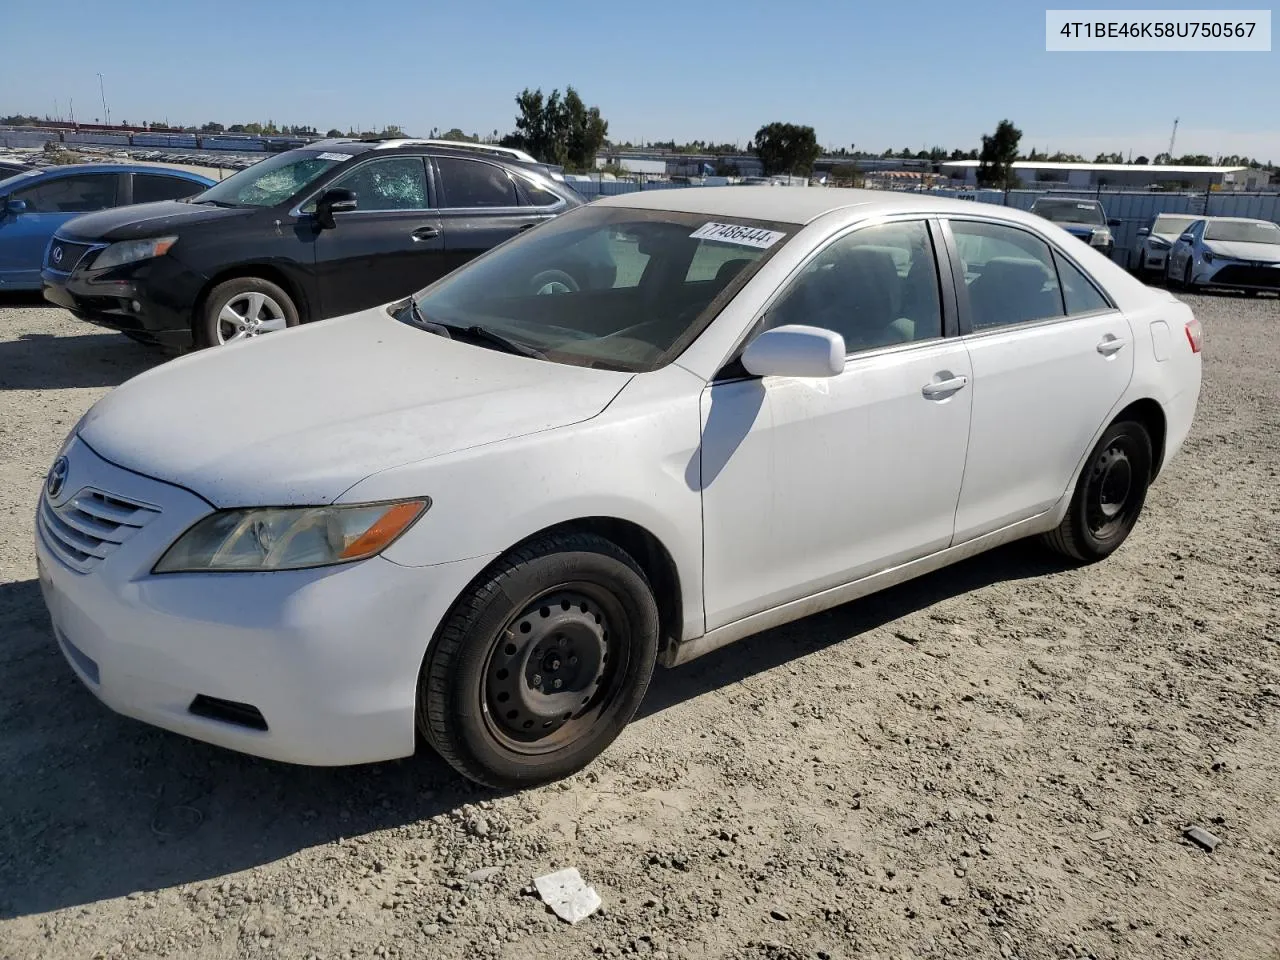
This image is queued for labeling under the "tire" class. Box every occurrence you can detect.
[1042,420,1153,563]
[418,531,660,789]
[196,276,299,349]
[1165,258,1181,290]
[1136,251,1147,276]
[1182,261,1197,293]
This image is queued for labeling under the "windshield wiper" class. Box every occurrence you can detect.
[192,198,240,208]
[398,300,544,359]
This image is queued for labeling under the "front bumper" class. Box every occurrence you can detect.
[1201,260,1280,292]
[35,436,493,766]
[41,251,207,350]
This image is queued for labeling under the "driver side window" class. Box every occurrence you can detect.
[761,220,943,354]
[324,157,430,211]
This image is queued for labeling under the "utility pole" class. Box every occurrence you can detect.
[97,73,111,126]
[1167,117,1179,160]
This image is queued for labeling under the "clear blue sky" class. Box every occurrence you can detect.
[0,0,1273,161]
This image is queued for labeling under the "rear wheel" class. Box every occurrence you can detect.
[1183,261,1197,293]
[418,532,659,789]
[1042,421,1153,563]
[196,277,299,349]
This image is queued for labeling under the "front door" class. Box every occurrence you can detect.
[943,218,1135,542]
[0,171,121,288]
[701,218,972,630]
[311,156,445,318]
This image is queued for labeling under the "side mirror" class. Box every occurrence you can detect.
[741,324,845,379]
[1107,218,1122,227]
[1179,233,1195,243]
[314,188,357,229]
[1136,227,1150,237]
[3,198,27,218]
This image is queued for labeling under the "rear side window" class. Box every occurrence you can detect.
[327,157,429,211]
[1054,251,1111,315]
[437,157,518,208]
[12,173,119,213]
[950,220,1064,330]
[133,173,203,203]
[516,175,562,207]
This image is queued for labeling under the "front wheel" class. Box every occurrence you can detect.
[1182,261,1197,293]
[418,532,659,789]
[197,277,299,349]
[1041,420,1153,563]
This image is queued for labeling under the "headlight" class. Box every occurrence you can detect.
[91,236,178,270]
[1149,237,1170,250]
[154,499,429,573]
[1202,249,1216,264]
[1089,229,1112,247]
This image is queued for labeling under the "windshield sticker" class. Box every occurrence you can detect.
[689,222,786,249]
[316,152,352,162]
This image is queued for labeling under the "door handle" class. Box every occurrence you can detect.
[921,375,968,399]
[411,226,440,242]
[518,223,536,232]
[1096,336,1127,356]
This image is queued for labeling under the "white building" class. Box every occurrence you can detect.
[940,160,1268,192]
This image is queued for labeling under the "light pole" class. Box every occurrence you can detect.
[97,73,111,127]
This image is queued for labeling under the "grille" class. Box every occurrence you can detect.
[39,487,161,572]
[45,239,99,273]
[1210,264,1280,290]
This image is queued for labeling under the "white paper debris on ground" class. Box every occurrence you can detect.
[533,867,602,924]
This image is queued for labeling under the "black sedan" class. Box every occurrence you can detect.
[41,139,587,351]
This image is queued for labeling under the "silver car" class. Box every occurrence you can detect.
[1166,217,1280,294]
[1133,213,1199,276]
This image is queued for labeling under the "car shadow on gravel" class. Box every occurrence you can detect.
[0,325,162,391]
[0,541,1070,918]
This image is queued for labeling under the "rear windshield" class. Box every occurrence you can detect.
[1204,220,1280,244]
[1032,199,1105,225]
[1151,215,1196,236]
[191,150,348,208]
[404,205,794,373]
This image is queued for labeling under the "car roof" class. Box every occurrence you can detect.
[5,162,214,181]
[592,186,1040,227]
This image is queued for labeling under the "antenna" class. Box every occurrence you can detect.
[1167,117,1179,160]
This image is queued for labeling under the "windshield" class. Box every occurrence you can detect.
[403,206,794,373]
[1151,215,1196,237]
[0,169,42,192]
[1204,220,1280,244]
[1031,199,1106,226]
[191,151,348,208]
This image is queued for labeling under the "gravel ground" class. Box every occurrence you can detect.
[1,292,1277,960]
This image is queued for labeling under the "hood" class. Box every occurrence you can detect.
[1203,239,1280,263]
[79,308,633,507]
[57,200,257,242]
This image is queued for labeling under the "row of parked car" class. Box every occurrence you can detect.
[1,137,585,349]
[1026,195,1280,294]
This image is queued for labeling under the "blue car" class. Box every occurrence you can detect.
[0,164,214,290]
[1028,196,1121,260]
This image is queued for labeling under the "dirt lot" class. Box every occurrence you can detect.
[1,292,1277,960]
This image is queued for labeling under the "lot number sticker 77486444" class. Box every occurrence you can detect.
[689,222,787,249]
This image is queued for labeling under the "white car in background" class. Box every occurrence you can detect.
[36,188,1203,788]
[1166,216,1280,294]
[1133,213,1200,276]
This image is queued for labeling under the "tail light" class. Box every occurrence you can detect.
[1185,318,1203,353]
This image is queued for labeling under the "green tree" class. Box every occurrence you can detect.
[1094,151,1124,163]
[562,87,608,171]
[976,119,1022,188]
[326,128,344,138]
[200,121,225,133]
[1133,155,1150,165]
[500,86,609,171]
[243,122,263,135]
[751,122,821,176]
[440,127,478,142]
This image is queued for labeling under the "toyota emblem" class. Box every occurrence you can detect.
[51,245,64,265]
[46,457,69,498]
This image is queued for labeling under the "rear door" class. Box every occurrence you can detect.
[128,171,207,204]
[0,171,122,287]
[432,156,543,275]
[942,217,1134,542]
[310,155,445,318]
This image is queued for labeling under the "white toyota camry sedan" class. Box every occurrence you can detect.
[36,188,1203,788]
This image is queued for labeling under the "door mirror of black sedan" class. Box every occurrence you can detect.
[314,188,357,229]
[1107,218,1122,228]
[3,198,27,218]
[1136,227,1150,237]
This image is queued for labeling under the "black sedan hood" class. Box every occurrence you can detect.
[57,200,257,242]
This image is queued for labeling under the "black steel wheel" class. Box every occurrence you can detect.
[1042,420,1153,563]
[418,531,659,788]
